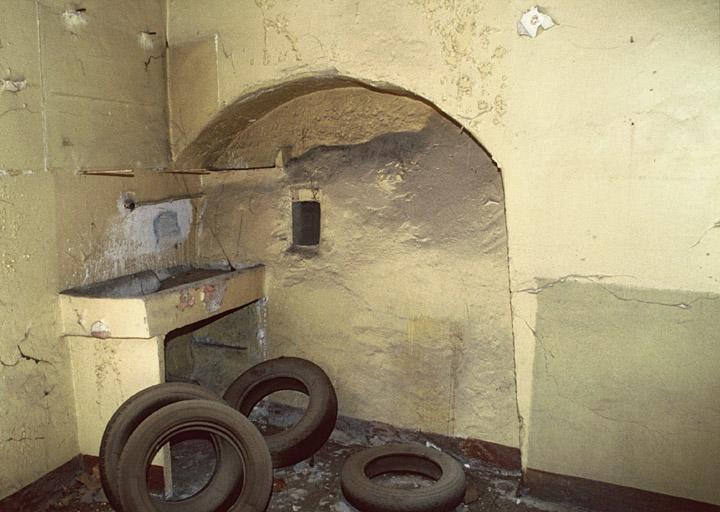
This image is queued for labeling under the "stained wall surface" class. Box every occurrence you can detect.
[0,0,198,499]
[167,0,720,505]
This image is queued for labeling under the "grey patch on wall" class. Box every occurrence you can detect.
[98,197,192,272]
[527,279,720,504]
[153,211,182,242]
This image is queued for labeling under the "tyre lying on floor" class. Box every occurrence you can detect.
[223,356,338,468]
[340,443,467,512]
[102,357,338,510]
[99,382,243,512]
[117,400,273,512]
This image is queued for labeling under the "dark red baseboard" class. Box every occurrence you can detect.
[521,468,720,512]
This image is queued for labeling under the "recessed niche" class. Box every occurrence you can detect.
[292,200,321,247]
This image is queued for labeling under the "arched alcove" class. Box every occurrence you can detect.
[173,75,494,170]
[171,78,521,451]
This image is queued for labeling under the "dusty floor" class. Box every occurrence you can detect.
[45,404,586,512]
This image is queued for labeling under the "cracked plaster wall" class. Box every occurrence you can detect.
[0,0,198,500]
[0,174,74,500]
[168,0,720,505]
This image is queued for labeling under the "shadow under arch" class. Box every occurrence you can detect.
[173,73,494,170]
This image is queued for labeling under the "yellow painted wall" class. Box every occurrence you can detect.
[1,0,717,505]
[68,336,165,457]
[167,0,720,505]
[0,0,198,499]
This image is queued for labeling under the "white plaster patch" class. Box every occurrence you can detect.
[0,169,34,177]
[62,9,88,32]
[0,78,28,93]
[138,31,158,51]
[517,6,554,38]
[90,321,111,339]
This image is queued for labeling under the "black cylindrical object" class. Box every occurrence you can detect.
[292,200,321,246]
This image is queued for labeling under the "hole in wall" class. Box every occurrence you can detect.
[292,200,321,247]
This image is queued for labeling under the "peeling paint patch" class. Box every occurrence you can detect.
[177,288,195,311]
[200,281,227,313]
[517,6,555,38]
[90,321,111,339]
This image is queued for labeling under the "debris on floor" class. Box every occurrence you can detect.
[44,404,588,512]
[46,463,110,511]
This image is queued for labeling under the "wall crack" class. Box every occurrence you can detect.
[514,274,632,295]
[4,436,46,443]
[593,283,718,310]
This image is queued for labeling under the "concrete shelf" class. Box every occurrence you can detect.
[59,264,265,339]
[59,264,266,460]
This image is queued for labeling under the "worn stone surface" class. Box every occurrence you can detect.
[0,0,45,173]
[55,172,202,290]
[168,35,220,160]
[198,95,518,447]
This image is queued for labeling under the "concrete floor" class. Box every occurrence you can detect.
[45,404,587,512]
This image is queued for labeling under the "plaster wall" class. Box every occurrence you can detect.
[67,336,165,457]
[0,0,195,499]
[199,97,519,445]
[0,174,73,499]
[167,0,720,505]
